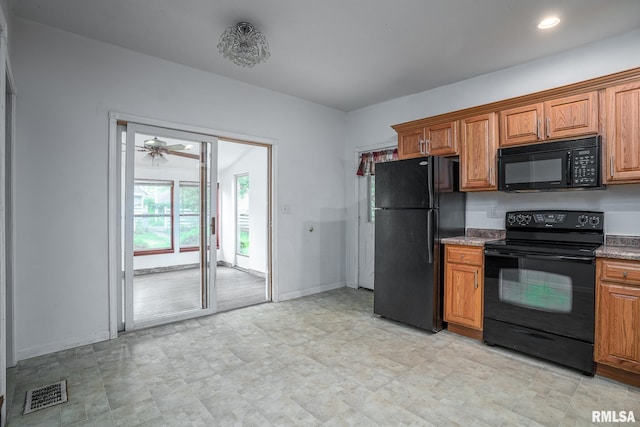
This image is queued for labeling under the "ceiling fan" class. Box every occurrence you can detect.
[137,137,199,165]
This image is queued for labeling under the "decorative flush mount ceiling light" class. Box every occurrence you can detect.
[538,16,560,29]
[217,22,270,67]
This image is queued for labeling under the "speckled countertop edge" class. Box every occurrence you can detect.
[441,229,505,247]
[596,235,640,261]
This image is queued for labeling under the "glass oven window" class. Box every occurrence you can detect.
[498,268,572,313]
[504,158,562,184]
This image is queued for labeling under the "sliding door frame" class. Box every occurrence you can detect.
[108,112,276,337]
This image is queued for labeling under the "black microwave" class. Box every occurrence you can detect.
[498,136,602,192]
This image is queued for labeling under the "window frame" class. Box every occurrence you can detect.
[133,179,175,256]
[235,173,250,257]
[178,181,201,253]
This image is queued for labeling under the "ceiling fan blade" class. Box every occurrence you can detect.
[164,143,193,151]
[166,151,199,159]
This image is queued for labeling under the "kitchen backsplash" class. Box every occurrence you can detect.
[465,183,640,236]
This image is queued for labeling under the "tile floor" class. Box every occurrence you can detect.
[6,288,640,426]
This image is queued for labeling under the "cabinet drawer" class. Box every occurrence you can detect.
[446,245,483,266]
[600,259,640,284]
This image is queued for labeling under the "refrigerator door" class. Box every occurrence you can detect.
[375,158,435,209]
[374,208,437,331]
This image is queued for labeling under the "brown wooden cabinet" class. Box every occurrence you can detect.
[397,127,426,159]
[596,258,640,378]
[397,121,459,159]
[499,92,598,147]
[444,245,484,339]
[460,113,498,191]
[604,80,640,183]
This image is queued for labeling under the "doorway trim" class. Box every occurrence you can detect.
[108,112,276,338]
[351,138,396,290]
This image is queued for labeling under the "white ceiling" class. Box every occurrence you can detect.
[10,0,640,112]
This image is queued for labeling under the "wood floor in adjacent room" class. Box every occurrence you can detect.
[133,266,267,321]
[6,288,640,426]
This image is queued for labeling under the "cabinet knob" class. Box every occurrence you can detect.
[623,271,628,278]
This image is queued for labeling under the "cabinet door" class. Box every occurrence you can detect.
[596,282,640,373]
[460,113,498,191]
[445,262,482,330]
[499,103,543,147]
[605,80,640,183]
[544,92,598,140]
[398,128,426,159]
[426,121,458,156]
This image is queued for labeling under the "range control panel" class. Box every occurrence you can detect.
[506,210,604,231]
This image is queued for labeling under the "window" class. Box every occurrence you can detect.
[368,175,375,222]
[134,180,174,255]
[179,182,200,251]
[236,174,250,256]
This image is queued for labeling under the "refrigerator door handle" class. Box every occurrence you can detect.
[427,210,434,264]
[428,157,434,208]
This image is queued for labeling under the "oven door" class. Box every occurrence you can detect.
[498,149,569,191]
[484,248,595,342]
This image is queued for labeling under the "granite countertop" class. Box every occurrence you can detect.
[441,228,505,247]
[596,235,640,261]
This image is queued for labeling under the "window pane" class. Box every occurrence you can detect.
[180,184,200,214]
[368,175,376,222]
[134,181,173,252]
[134,216,172,251]
[179,215,200,248]
[236,174,249,256]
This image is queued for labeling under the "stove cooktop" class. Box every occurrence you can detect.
[484,238,601,257]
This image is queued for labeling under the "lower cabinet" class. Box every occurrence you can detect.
[444,245,484,339]
[596,258,640,384]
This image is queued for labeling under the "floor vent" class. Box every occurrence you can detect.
[23,381,68,415]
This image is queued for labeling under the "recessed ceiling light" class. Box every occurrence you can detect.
[538,16,560,29]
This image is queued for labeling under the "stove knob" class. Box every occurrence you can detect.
[516,214,524,224]
[589,216,600,226]
[524,215,532,225]
[578,215,588,225]
[507,214,516,225]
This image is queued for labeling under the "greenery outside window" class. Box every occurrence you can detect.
[236,174,250,256]
[134,180,174,255]
[179,182,200,252]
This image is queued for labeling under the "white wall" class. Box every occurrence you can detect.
[12,19,347,359]
[217,145,268,274]
[344,29,640,288]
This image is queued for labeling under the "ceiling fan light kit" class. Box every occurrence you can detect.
[217,22,270,68]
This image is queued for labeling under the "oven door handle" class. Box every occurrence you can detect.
[484,249,594,263]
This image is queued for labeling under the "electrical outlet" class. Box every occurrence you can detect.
[488,206,501,218]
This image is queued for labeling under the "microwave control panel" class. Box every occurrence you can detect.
[572,147,599,186]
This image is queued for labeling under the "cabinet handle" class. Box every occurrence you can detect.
[425,139,431,154]
[537,119,541,139]
[418,138,423,154]
[623,271,628,278]
[546,117,551,138]
[489,166,494,186]
[610,156,614,178]
[474,271,478,289]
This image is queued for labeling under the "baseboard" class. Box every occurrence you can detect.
[447,322,483,341]
[17,330,111,362]
[134,263,199,275]
[278,282,345,301]
[596,363,640,388]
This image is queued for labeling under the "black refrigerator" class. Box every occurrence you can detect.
[373,157,465,331]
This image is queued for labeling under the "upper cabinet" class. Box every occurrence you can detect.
[395,121,459,159]
[605,79,640,183]
[460,113,498,191]
[499,92,598,147]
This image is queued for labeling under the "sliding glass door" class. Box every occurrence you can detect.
[123,123,218,329]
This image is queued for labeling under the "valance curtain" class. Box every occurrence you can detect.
[356,148,398,176]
